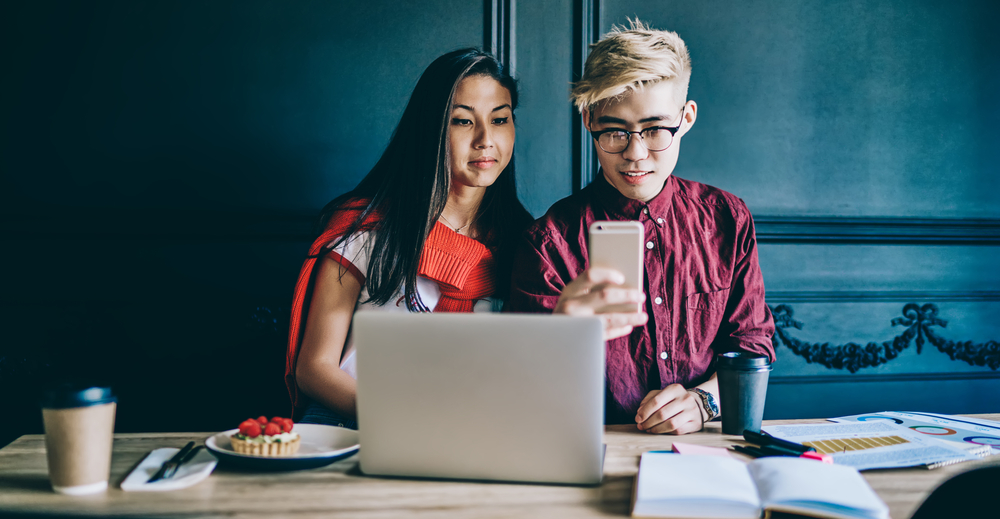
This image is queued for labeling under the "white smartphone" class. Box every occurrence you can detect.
[587,221,644,312]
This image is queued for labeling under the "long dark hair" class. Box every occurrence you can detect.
[317,48,533,309]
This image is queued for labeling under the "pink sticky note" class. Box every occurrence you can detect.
[670,442,732,457]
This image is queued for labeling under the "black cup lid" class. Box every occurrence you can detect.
[715,352,771,369]
[40,385,116,409]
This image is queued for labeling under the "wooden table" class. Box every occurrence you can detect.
[1,416,998,518]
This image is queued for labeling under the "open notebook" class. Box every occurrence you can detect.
[632,453,888,519]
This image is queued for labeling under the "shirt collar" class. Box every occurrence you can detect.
[593,170,676,220]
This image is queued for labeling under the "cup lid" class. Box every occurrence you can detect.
[715,352,771,369]
[40,384,116,409]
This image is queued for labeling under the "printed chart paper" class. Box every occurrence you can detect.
[830,411,1000,452]
[761,421,987,470]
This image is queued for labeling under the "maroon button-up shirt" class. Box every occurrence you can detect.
[509,174,776,423]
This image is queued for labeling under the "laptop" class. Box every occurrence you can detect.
[353,312,605,485]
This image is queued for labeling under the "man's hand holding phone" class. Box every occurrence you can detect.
[553,267,647,340]
[552,220,649,339]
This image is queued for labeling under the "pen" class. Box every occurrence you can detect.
[731,445,766,458]
[743,430,815,454]
[760,443,808,457]
[732,444,833,463]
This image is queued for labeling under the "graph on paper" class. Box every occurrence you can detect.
[803,435,909,455]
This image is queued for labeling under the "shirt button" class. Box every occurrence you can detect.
[656,217,664,225]
[643,207,649,215]
[646,241,654,250]
[654,296,663,305]
[660,351,669,360]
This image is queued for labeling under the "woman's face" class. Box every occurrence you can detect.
[447,75,514,192]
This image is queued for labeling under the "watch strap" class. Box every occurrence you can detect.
[689,388,720,421]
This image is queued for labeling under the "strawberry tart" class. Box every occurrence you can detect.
[230,416,300,456]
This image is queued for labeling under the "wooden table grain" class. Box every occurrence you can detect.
[1,416,997,518]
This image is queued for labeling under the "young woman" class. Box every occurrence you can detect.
[284,49,533,428]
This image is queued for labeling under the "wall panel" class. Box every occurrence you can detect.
[601,0,1000,218]
[2,0,997,446]
[512,0,575,216]
[598,0,1000,417]
[0,0,487,445]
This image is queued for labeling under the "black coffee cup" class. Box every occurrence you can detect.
[716,352,772,435]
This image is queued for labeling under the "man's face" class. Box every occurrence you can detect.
[584,81,697,202]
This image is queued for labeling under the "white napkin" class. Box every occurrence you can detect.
[120,447,217,492]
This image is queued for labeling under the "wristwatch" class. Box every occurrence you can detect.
[689,388,720,421]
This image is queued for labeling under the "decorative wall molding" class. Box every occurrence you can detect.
[755,216,1000,245]
[7,211,1000,245]
[571,0,601,192]
[771,371,1000,385]
[771,303,1000,373]
[484,0,516,74]
[767,291,1000,303]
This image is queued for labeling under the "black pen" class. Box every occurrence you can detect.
[732,445,766,458]
[733,444,804,459]
[759,444,806,457]
[743,430,815,454]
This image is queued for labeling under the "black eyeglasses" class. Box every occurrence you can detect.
[589,107,685,154]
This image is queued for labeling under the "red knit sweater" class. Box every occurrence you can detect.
[284,202,495,413]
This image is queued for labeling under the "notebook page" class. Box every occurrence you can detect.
[748,458,888,519]
[633,453,760,518]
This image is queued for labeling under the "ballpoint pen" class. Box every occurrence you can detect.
[732,443,833,463]
[148,441,196,483]
[740,430,833,463]
[743,430,815,453]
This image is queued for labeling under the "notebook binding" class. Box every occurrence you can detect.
[925,445,994,470]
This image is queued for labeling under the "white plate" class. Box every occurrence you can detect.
[205,424,359,471]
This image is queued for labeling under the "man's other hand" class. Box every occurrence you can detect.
[635,384,705,435]
[553,267,647,340]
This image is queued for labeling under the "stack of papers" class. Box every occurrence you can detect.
[762,419,994,470]
[830,411,1000,453]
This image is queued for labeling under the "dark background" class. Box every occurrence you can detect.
[2,0,998,448]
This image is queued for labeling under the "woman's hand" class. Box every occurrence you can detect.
[553,267,647,340]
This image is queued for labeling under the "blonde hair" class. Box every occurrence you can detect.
[571,19,691,112]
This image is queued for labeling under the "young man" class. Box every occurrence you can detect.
[509,21,775,435]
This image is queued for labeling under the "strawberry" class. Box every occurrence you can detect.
[271,416,284,423]
[240,421,262,438]
[280,418,293,433]
[256,415,268,425]
[264,422,282,436]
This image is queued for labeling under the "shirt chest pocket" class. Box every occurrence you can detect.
[684,288,730,352]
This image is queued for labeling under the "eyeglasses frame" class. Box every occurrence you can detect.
[588,106,687,154]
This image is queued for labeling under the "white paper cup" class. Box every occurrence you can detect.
[41,386,117,495]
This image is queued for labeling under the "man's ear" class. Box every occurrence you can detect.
[582,108,591,130]
[678,100,697,137]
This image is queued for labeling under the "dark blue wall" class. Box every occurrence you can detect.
[598,0,1000,417]
[1,1,997,446]
[0,0,485,445]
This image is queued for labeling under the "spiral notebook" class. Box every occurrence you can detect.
[924,443,992,469]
